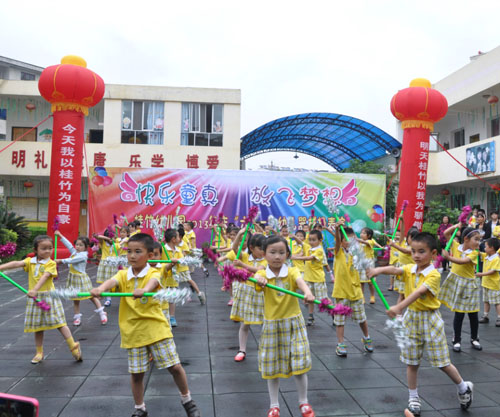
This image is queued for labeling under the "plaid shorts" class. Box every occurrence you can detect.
[96,262,116,284]
[483,287,500,305]
[230,283,264,324]
[400,309,450,368]
[306,281,328,301]
[67,272,93,300]
[439,273,480,313]
[259,314,311,379]
[127,338,180,373]
[333,298,366,326]
[24,293,67,333]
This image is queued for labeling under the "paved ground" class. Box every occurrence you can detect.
[1,262,500,417]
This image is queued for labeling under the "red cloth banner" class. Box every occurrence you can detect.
[47,111,84,242]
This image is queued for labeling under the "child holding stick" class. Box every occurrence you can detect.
[387,230,401,291]
[368,232,473,416]
[358,227,382,304]
[90,233,201,417]
[440,225,482,352]
[255,235,316,417]
[0,235,82,364]
[177,227,206,305]
[94,228,118,307]
[290,229,306,278]
[390,227,419,304]
[331,220,374,357]
[477,238,500,326]
[151,242,177,324]
[54,230,107,326]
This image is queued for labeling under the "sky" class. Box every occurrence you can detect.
[2,0,500,171]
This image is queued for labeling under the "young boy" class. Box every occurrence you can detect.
[91,233,201,417]
[477,237,500,326]
[330,220,373,356]
[294,230,328,326]
[151,242,177,323]
[368,232,473,416]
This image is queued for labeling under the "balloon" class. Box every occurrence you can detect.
[95,167,108,177]
[373,205,384,214]
[351,220,366,234]
[102,176,112,186]
[370,213,380,223]
[92,175,104,186]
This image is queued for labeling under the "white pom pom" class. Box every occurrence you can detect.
[153,287,192,305]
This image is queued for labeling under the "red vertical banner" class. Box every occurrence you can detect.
[47,111,85,242]
[396,128,429,231]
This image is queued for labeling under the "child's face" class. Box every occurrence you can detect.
[410,240,435,267]
[360,230,368,239]
[252,246,265,259]
[229,230,237,241]
[75,239,86,252]
[395,231,401,240]
[183,222,191,231]
[129,225,136,232]
[176,234,183,245]
[37,239,53,259]
[485,243,496,256]
[342,235,353,249]
[264,225,271,233]
[120,229,128,238]
[464,233,481,250]
[296,232,305,241]
[265,242,288,269]
[308,233,320,247]
[303,225,310,232]
[127,241,151,269]
[152,248,162,260]
[280,228,289,238]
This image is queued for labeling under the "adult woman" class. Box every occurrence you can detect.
[437,215,451,271]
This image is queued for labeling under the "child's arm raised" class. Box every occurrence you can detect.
[443,223,460,240]
[54,230,76,255]
[231,228,246,253]
[389,240,411,254]
[334,220,344,254]
[0,260,26,270]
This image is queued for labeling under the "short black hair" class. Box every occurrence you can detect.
[362,227,374,239]
[491,210,499,216]
[128,233,154,252]
[177,226,185,238]
[249,233,266,249]
[186,221,195,228]
[263,235,291,257]
[486,237,500,252]
[411,232,438,252]
[280,225,288,231]
[341,226,354,241]
[75,236,90,249]
[130,220,141,228]
[407,227,419,240]
[309,229,323,240]
[295,230,306,238]
[120,225,130,235]
[152,241,163,251]
[164,228,178,243]
[34,235,52,251]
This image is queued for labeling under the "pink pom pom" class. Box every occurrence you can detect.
[318,298,333,314]
[458,205,472,224]
[35,299,51,311]
[106,225,115,239]
[332,303,352,316]
[311,209,315,218]
[246,206,259,224]
[113,214,118,225]
[402,200,409,211]
[203,247,219,263]
[434,254,443,268]
[221,264,252,290]
[317,299,352,317]
[218,212,224,223]
[344,214,351,223]
[52,215,60,231]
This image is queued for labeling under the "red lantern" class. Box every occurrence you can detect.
[25,103,36,111]
[488,95,499,105]
[441,188,450,196]
[23,181,34,189]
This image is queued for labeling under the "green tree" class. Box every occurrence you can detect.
[342,159,398,221]
[424,195,460,225]
[0,205,30,247]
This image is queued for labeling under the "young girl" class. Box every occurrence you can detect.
[0,235,82,363]
[440,225,482,352]
[177,227,206,305]
[54,230,107,326]
[390,226,419,303]
[358,227,382,304]
[151,241,177,324]
[94,228,118,307]
[163,229,186,327]
[117,226,130,256]
[128,220,141,237]
[290,229,306,277]
[255,235,315,417]
[477,237,500,326]
[231,233,267,362]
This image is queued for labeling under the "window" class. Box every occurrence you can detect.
[0,108,6,140]
[451,194,465,210]
[181,103,223,146]
[470,134,480,144]
[487,191,500,214]
[20,72,35,81]
[453,129,465,148]
[12,127,36,142]
[89,129,104,144]
[491,118,500,137]
[121,101,164,145]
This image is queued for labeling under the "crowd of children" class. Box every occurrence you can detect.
[5,209,495,417]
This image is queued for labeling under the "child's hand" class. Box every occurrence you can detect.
[233,259,244,268]
[55,259,63,265]
[171,259,179,264]
[90,287,102,298]
[441,249,450,260]
[366,268,376,278]
[336,218,345,227]
[28,289,38,298]
[54,230,61,237]
[256,276,268,287]
[386,306,401,319]
[133,288,146,299]
[304,293,315,304]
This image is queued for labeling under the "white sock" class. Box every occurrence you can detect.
[94,307,104,313]
[180,391,192,404]
[134,403,146,411]
[363,335,371,340]
[409,388,419,399]
[294,373,308,405]
[74,313,82,319]
[239,324,250,352]
[267,378,280,408]
[457,380,468,394]
[483,312,489,316]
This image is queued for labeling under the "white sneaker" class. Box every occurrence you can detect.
[99,311,108,325]
[458,381,473,410]
[452,342,461,352]
[73,314,82,326]
[198,291,206,305]
[471,339,482,350]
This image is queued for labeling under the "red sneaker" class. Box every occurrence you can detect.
[234,351,246,362]
[300,403,315,417]
[227,298,233,306]
[267,407,280,417]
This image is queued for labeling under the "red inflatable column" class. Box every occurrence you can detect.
[390,78,448,231]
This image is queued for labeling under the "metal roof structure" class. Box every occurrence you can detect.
[240,112,401,171]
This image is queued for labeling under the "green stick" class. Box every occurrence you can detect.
[0,271,45,305]
[54,234,58,261]
[161,243,171,260]
[112,241,119,257]
[210,229,214,246]
[370,277,391,310]
[148,260,173,263]
[217,227,221,249]
[236,223,250,260]
[332,214,349,241]
[78,292,169,297]
[391,206,406,241]
[444,228,459,251]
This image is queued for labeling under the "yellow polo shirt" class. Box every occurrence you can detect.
[481,253,500,291]
[24,257,57,292]
[291,240,305,272]
[304,246,325,283]
[363,239,376,259]
[332,248,363,301]
[450,240,478,279]
[397,240,413,265]
[100,240,113,260]
[226,249,250,264]
[161,243,183,287]
[402,264,441,311]
[112,265,172,348]
[177,241,190,273]
[389,246,399,265]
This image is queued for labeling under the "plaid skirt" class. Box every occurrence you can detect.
[66,271,93,300]
[306,281,328,301]
[96,262,116,284]
[24,292,67,333]
[259,314,311,379]
[400,309,450,368]
[177,270,191,283]
[483,287,500,305]
[230,283,264,324]
[439,272,480,313]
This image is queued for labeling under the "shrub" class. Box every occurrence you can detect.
[0,206,30,248]
[0,229,18,245]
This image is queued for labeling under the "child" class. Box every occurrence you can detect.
[440,225,482,352]
[477,238,500,326]
[358,227,382,304]
[54,230,107,326]
[90,233,201,417]
[177,227,206,305]
[331,220,374,357]
[0,235,82,364]
[216,227,237,254]
[94,228,118,307]
[312,223,334,283]
[294,230,328,326]
[128,220,142,237]
[290,229,306,278]
[151,242,177,324]
[387,230,401,291]
[183,221,209,277]
[255,235,316,417]
[231,233,267,362]
[118,226,130,256]
[390,227,419,304]
[368,232,473,416]
[210,222,227,253]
